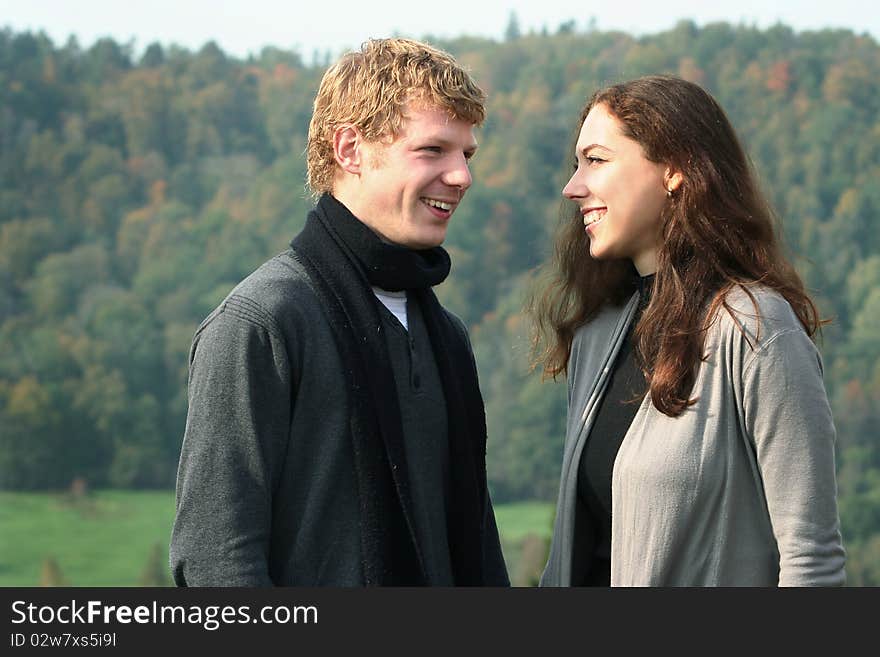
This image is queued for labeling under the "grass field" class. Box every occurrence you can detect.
[493,501,555,542]
[0,491,553,586]
[0,491,176,586]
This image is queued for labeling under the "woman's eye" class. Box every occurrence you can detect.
[573,156,605,170]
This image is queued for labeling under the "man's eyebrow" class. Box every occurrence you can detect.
[415,136,479,152]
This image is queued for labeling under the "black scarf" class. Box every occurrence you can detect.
[290,193,487,585]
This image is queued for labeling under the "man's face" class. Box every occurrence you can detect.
[348,103,477,249]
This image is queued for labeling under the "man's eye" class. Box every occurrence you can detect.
[422,146,442,153]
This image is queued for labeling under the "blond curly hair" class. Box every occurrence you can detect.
[306,38,486,195]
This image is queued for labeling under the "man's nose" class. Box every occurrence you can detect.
[444,154,473,192]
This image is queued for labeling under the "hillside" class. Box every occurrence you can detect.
[1,22,878,582]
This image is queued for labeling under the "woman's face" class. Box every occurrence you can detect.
[562,103,677,275]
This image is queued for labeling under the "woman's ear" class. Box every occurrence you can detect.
[333,125,363,175]
[664,168,684,194]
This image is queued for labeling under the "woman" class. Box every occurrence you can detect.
[534,75,845,586]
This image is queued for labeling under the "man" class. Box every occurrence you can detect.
[169,38,509,586]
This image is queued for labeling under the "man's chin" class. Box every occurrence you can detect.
[417,234,447,250]
[396,229,447,250]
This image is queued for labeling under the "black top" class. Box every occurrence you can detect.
[377,295,454,584]
[576,273,654,586]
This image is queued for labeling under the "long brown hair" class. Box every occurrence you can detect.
[530,75,821,417]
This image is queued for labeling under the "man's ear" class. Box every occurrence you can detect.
[333,125,363,175]
[664,168,684,194]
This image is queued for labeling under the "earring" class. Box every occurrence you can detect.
[666,188,673,198]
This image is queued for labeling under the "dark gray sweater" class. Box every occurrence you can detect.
[169,249,508,586]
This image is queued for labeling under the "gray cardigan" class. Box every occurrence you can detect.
[541,286,846,586]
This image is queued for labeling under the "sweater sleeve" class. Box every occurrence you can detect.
[169,295,292,586]
[741,327,846,586]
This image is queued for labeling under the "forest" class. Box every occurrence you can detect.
[1,19,878,583]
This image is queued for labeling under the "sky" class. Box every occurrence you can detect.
[1,0,877,60]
